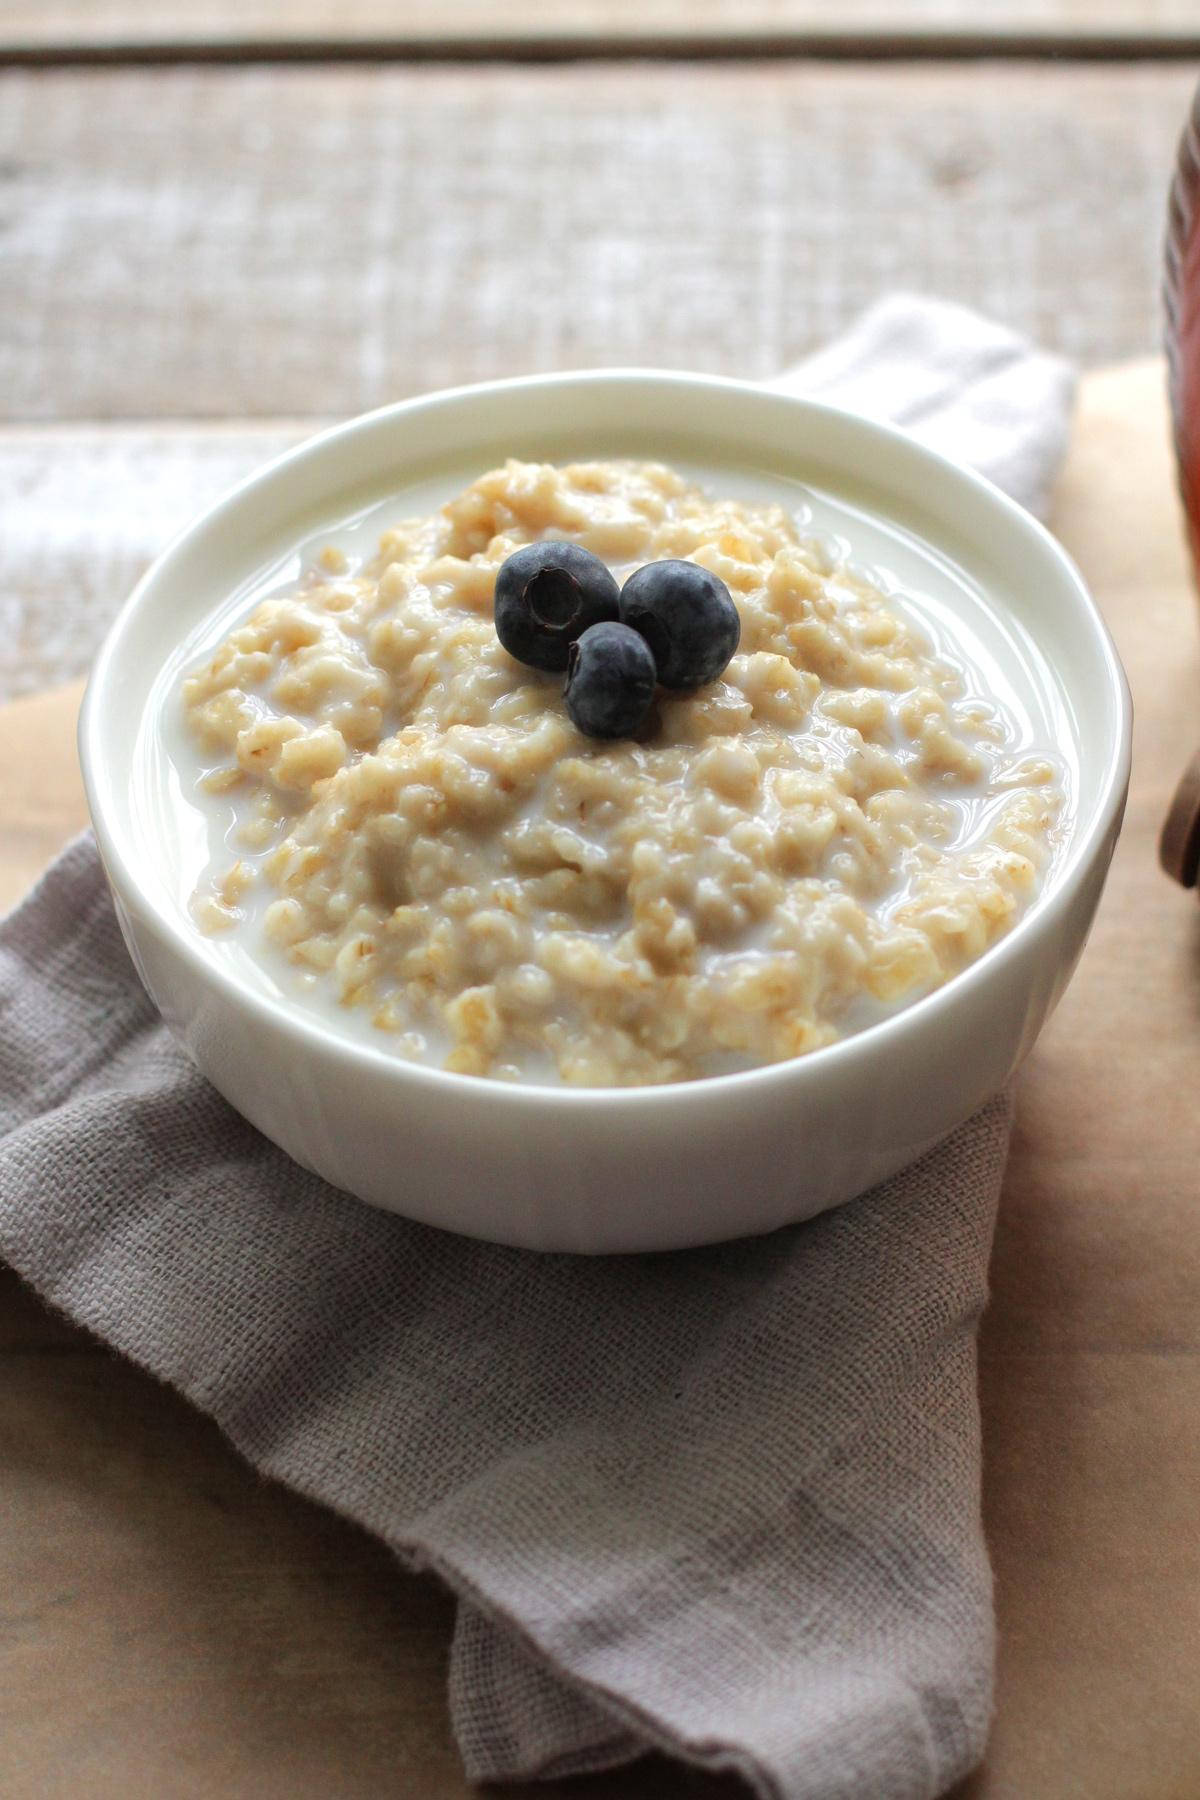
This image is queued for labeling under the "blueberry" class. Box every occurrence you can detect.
[619,559,740,690]
[564,622,658,740]
[493,541,620,672]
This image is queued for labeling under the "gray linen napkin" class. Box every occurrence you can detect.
[0,297,1073,1800]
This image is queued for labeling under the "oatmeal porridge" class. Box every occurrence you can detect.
[179,458,1065,1085]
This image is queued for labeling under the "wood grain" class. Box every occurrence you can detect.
[958,361,1200,1800]
[0,425,310,700]
[0,65,1188,426]
[2,362,1199,1797]
[0,681,86,904]
[4,0,1199,55]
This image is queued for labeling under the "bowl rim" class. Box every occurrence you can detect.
[79,365,1133,1111]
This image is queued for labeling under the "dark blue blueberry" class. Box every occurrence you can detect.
[619,559,740,690]
[564,622,658,741]
[493,541,621,673]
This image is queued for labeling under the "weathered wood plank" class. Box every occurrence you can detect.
[0,65,1188,425]
[0,426,309,700]
[3,0,1199,54]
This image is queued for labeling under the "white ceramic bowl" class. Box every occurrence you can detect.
[80,372,1131,1253]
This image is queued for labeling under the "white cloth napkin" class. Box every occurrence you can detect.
[0,296,1073,1800]
[778,293,1073,518]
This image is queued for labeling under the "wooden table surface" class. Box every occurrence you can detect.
[3,7,1199,1796]
[6,0,1200,56]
